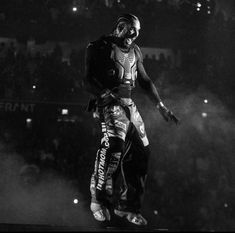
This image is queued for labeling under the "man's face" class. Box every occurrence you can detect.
[116,20,140,48]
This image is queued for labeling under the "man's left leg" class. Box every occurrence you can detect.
[114,100,150,225]
[114,123,150,225]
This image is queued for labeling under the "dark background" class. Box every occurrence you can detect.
[0,0,234,231]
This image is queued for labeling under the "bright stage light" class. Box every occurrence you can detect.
[204,99,208,104]
[202,112,207,118]
[196,3,202,8]
[62,109,68,115]
[26,118,32,128]
[72,7,77,12]
[73,199,78,204]
[26,118,32,123]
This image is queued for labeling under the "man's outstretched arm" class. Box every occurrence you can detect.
[136,47,179,124]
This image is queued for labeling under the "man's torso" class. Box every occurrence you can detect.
[89,36,141,98]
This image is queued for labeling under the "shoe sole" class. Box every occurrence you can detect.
[93,209,110,221]
[114,209,147,226]
[91,203,111,222]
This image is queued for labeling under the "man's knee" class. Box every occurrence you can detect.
[108,137,125,154]
[130,145,150,175]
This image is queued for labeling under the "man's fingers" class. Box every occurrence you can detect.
[159,107,179,124]
[169,112,180,125]
[164,115,169,122]
[172,115,180,125]
[172,116,179,124]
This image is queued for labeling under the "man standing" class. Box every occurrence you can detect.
[84,13,179,226]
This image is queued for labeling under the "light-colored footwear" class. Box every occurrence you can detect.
[114,209,147,226]
[90,202,111,222]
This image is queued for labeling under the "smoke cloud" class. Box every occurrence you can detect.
[135,84,235,230]
[0,142,98,229]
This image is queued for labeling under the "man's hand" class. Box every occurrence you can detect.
[157,102,180,125]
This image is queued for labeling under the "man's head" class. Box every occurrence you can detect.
[112,13,141,48]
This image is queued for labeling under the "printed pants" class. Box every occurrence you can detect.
[90,98,150,213]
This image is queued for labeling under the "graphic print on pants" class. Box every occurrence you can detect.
[90,98,150,212]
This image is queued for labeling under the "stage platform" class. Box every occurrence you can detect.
[0,223,169,232]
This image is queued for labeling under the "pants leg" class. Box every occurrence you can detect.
[90,99,150,213]
[90,104,130,207]
[117,124,150,213]
[117,99,150,213]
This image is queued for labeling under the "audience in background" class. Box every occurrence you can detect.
[0,0,234,231]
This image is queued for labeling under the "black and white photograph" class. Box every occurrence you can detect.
[0,0,234,232]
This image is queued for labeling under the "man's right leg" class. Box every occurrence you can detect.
[90,126,125,222]
[90,103,130,222]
